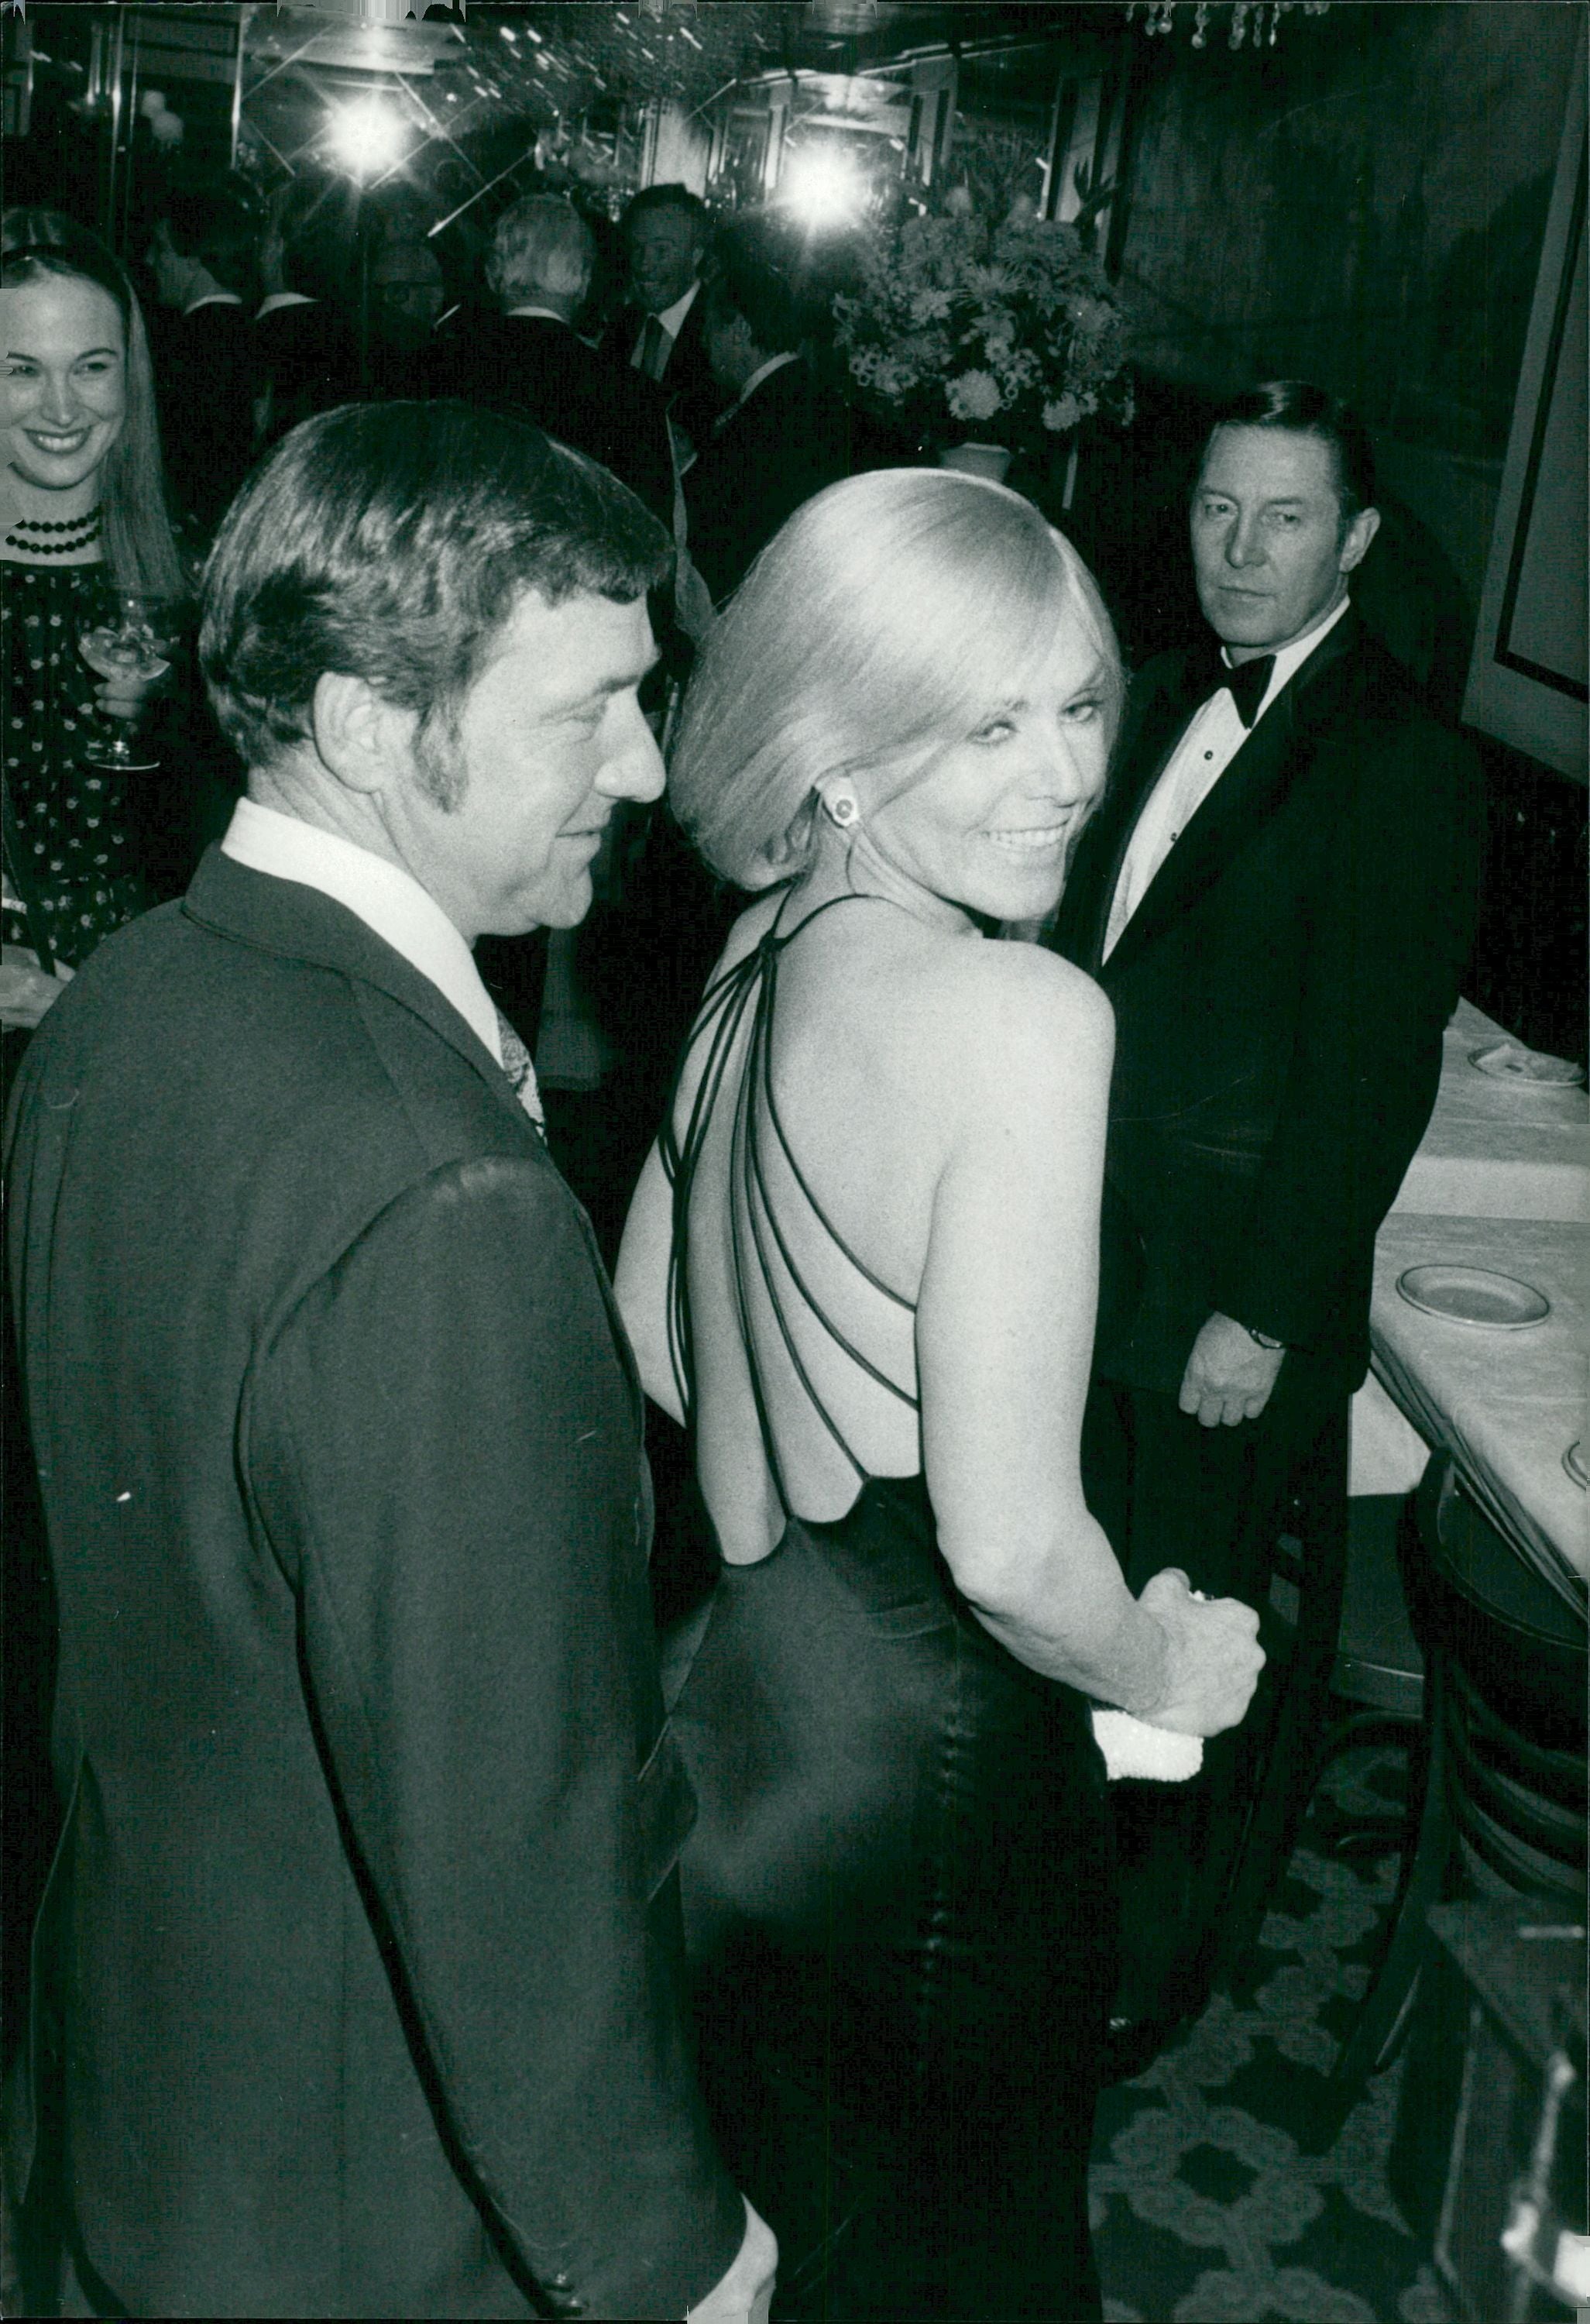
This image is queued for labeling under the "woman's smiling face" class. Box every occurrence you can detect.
[858,614,1114,927]
[0,273,128,498]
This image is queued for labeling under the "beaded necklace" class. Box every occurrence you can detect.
[5,508,104,555]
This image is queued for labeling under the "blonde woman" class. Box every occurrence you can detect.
[616,470,1262,2319]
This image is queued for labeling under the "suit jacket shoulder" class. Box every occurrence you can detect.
[446,313,674,522]
[684,359,853,601]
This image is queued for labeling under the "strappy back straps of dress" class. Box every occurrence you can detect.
[661,889,919,1517]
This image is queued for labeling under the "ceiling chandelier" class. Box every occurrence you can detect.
[1129,2,1331,50]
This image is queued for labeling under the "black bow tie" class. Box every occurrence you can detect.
[1193,648,1276,730]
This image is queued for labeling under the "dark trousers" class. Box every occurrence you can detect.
[1082,1358,1348,2024]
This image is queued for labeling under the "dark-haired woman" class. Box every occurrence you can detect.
[2,207,187,1032]
[616,469,1265,2319]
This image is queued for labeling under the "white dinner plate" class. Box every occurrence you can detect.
[1396,1263,1551,1329]
[1468,1042,1585,1085]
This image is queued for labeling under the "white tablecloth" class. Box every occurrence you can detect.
[1370,1212,1588,1604]
[1351,1002,1587,1608]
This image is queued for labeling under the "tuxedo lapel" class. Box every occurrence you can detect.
[1101,610,1363,978]
[1057,655,1202,975]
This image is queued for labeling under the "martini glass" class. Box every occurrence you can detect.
[79,591,174,772]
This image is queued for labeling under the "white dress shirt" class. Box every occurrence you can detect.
[1103,593,1352,961]
[220,798,530,1101]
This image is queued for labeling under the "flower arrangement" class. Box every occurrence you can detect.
[833,191,1133,454]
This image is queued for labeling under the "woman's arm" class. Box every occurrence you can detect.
[916,949,1259,1731]
[615,1139,688,1428]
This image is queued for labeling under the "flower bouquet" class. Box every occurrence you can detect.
[833,191,1132,459]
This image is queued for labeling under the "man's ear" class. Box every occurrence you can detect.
[1338,504,1381,575]
[310,671,413,796]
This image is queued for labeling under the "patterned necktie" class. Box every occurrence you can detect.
[634,311,668,382]
[494,1006,544,1136]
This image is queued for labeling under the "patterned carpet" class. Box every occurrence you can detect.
[1089,1748,1454,2324]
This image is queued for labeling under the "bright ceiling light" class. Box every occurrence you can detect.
[779,143,868,232]
[328,96,407,180]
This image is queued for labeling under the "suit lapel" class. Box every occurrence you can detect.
[181,847,519,1120]
[1101,610,1363,978]
[183,849,647,1432]
[1056,654,1201,975]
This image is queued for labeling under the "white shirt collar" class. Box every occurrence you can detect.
[1223,590,1351,721]
[651,280,699,338]
[221,797,503,1069]
[183,290,244,317]
[732,349,801,411]
[256,291,314,318]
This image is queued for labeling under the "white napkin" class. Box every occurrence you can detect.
[1090,1709,1204,1783]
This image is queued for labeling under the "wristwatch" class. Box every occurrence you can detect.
[1243,1322,1286,1351]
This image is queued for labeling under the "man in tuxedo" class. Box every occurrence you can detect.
[605,183,723,451]
[1048,381,1482,2056]
[146,178,260,532]
[448,193,674,528]
[681,221,856,608]
[3,403,774,2321]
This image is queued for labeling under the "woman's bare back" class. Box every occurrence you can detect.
[671,885,1097,1563]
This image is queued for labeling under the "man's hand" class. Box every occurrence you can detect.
[687,2198,777,2324]
[1178,1309,1284,1428]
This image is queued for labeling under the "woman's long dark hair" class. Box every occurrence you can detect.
[2,207,185,599]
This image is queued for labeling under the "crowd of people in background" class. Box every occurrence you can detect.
[2,139,1486,2324]
[1,168,909,1219]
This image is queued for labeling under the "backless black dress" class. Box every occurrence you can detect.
[661,896,1117,2321]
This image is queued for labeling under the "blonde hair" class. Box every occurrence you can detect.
[670,468,1123,889]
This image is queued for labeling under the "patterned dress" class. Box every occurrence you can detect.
[2,560,150,971]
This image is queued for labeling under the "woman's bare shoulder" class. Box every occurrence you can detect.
[928,937,1113,1072]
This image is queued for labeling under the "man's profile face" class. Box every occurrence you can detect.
[395,589,664,942]
[1190,425,1376,659]
[626,208,702,315]
[702,303,753,393]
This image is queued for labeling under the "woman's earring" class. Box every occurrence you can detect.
[826,789,860,829]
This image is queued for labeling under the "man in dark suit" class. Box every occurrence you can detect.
[603,183,724,452]
[146,178,260,533]
[3,403,774,2321]
[1048,381,1483,2058]
[251,185,359,452]
[445,192,674,527]
[681,221,856,608]
[440,194,678,1066]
